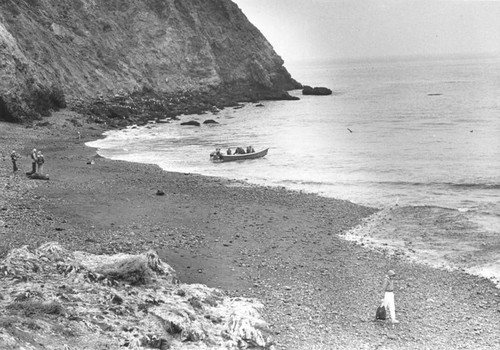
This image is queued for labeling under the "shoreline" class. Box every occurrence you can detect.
[88,118,500,290]
[2,110,500,349]
[342,206,500,289]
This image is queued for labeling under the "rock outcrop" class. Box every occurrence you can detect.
[302,86,332,96]
[180,120,201,127]
[0,0,301,123]
[203,119,219,124]
[0,242,275,349]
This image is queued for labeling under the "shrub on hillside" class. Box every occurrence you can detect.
[49,84,67,109]
[28,84,67,117]
[0,97,16,123]
[6,301,65,317]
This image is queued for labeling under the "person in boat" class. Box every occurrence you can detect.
[234,147,246,154]
[226,148,232,155]
[210,148,222,160]
[215,148,223,159]
[246,145,255,153]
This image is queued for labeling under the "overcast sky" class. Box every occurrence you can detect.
[232,0,500,62]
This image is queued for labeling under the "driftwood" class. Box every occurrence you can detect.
[28,172,49,180]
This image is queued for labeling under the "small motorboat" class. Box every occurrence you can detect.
[210,148,269,163]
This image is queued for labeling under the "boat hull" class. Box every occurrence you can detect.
[211,148,269,163]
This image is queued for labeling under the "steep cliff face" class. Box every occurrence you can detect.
[0,0,300,123]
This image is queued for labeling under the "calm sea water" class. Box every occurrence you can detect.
[87,55,500,234]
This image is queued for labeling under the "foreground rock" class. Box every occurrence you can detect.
[0,242,275,349]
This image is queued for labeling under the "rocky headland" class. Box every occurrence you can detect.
[0,0,301,125]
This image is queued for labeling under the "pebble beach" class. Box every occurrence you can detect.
[1,110,500,349]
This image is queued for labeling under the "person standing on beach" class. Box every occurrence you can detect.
[28,148,37,175]
[36,151,45,175]
[382,270,399,323]
[10,150,19,172]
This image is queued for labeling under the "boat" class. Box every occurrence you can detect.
[210,148,269,163]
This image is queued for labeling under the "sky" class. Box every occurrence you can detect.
[232,0,500,63]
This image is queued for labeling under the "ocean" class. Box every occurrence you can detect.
[87,54,500,283]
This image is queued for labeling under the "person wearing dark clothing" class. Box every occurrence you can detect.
[29,148,37,175]
[10,150,19,172]
[37,151,45,174]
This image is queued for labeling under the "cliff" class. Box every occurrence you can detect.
[0,0,301,123]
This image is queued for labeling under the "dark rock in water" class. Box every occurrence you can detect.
[255,103,264,107]
[302,86,332,96]
[203,119,219,124]
[180,120,200,127]
[156,190,165,196]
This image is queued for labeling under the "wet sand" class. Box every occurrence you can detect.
[1,110,500,349]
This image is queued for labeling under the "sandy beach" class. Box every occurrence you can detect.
[1,110,500,349]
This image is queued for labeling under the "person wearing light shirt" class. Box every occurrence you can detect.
[382,270,399,323]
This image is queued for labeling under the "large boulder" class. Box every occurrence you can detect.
[302,85,332,96]
[180,120,201,126]
[203,119,219,124]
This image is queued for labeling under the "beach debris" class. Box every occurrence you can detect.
[156,190,165,196]
[27,173,49,180]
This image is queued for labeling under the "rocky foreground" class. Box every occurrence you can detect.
[0,242,273,349]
